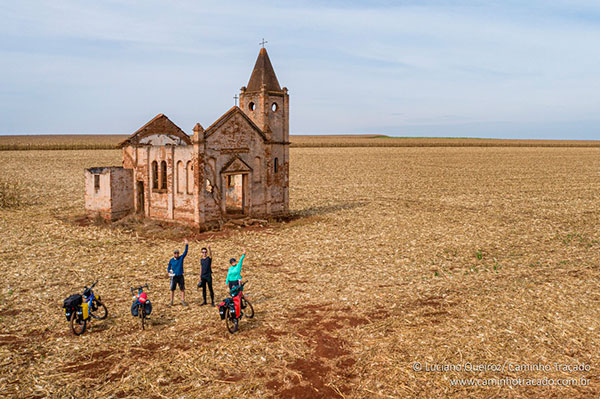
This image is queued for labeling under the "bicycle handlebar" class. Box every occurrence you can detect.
[130,284,149,294]
[83,280,98,293]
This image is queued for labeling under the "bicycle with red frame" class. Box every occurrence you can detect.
[218,280,254,333]
[130,284,152,330]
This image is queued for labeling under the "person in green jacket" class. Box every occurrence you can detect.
[226,248,246,317]
[226,248,246,291]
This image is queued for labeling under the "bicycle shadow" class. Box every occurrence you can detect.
[235,310,267,333]
[87,317,116,332]
[146,316,176,329]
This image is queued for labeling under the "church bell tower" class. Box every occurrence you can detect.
[239,46,289,143]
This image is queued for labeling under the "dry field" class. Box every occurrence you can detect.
[0,147,599,398]
[1,134,599,150]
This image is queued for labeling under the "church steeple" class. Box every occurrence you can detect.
[246,48,281,92]
[239,46,289,143]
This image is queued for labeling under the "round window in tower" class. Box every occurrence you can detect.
[249,102,255,111]
[271,103,278,112]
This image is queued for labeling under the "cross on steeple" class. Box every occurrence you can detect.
[259,38,268,48]
[233,94,239,106]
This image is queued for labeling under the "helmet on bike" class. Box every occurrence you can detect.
[138,292,148,303]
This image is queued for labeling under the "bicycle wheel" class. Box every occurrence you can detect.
[90,299,108,320]
[243,297,254,319]
[70,312,86,336]
[140,305,145,330]
[225,308,238,334]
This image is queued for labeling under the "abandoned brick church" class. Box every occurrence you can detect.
[84,47,289,229]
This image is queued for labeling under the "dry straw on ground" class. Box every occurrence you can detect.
[0,146,599,398]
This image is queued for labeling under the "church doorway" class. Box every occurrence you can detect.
[225,173,246,215]
[136,181,145,214]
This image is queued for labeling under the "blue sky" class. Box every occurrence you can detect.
[1,0,599,139]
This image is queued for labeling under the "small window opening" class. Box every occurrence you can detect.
[271,103,278,112]
[94,175,100,192]
[152,161,158,189]
[161,161,167,190]
[249,102,255,111]
[274,158,279,173]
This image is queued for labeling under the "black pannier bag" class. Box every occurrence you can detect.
[64,294,82,309]
[63,294,82,321]
[219,298,233,320]
[218,302,227,320]
[131,300,153,317]
[131,301,139,317]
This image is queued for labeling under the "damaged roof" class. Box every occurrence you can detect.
[119,114,191,147]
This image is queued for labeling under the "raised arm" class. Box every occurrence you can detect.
[235,248,247,272]
[208,244,212,258]
[181,239,189,259]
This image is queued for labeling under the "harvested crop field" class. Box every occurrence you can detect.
[1,134,599,150]
[1,146,599,398]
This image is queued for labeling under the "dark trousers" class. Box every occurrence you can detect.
[200,278,214,303]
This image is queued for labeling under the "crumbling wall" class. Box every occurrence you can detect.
[84,168,112,220]
[109,168,134,220]
[84,167,133,221]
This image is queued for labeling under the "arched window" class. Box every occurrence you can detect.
[176,161,184,193]
[152,161,158,189]
[274,157,279,174]
[254,157,261,183]
[186,161,193,194]
[160,161,167,190]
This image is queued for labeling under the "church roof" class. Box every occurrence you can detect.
[204,106,267,141]
[246,48,281,92]
[119,114,191,147]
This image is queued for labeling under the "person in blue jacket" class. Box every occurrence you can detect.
[167,238,188,306]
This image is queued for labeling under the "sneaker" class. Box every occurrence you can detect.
[181,301,189,306]
[200,302,207,307]
[211,302,215,307]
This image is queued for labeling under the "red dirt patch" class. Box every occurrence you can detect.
[336,357,356,369]
[142,342,161,351]
[270,304,365,398]
[345,316,368,327]
[0,309,20,316]
[217,370,243,382]
[266,378,283,390]
[314,333,348,359]
[277,384,341,399]
[265,328,286,342]
[321,320,342,331]
[0,334,25,348]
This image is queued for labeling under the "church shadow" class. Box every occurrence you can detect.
[281,200,368,221]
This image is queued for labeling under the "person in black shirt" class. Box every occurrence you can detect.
[197,245,214,306]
